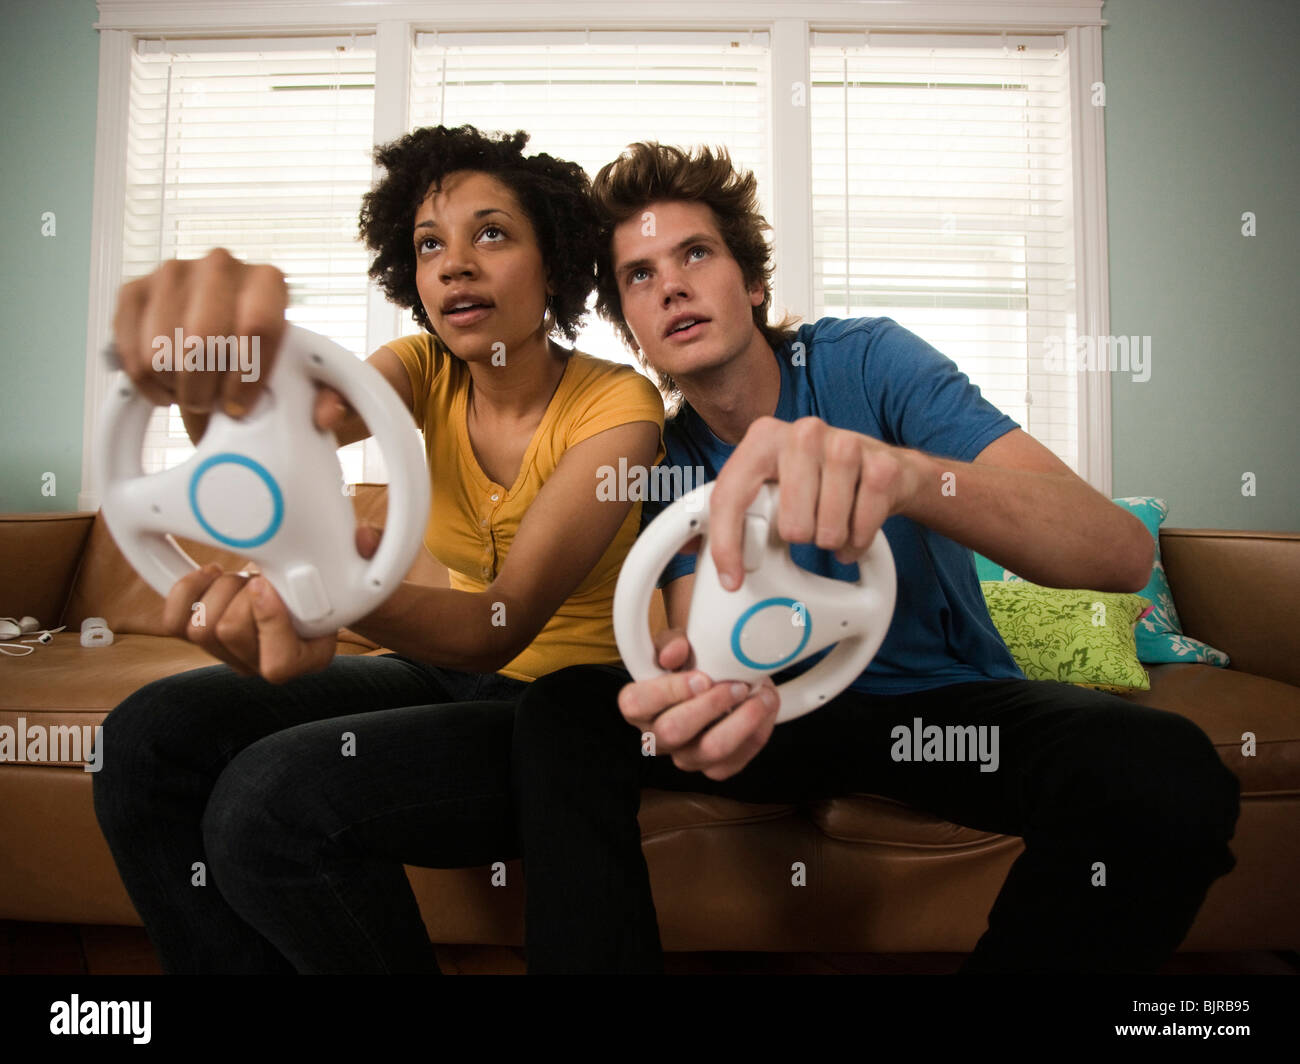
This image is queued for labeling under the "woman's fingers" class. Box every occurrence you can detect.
[224,263,288,416]
[176,250,244,415]
[355,524,382,559]
[108,250,288,420]
[313,385,351,433]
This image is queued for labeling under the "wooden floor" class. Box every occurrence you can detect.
[3,921,1297,974]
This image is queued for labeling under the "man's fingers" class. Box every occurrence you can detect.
[618,669,712,730]
[776,419,823,544]
[649,682,750,753]
[812,431,862,553]
[652,626,692,668]
[838,453,894,564]
[671,689,777,776]
[708,417,787,590]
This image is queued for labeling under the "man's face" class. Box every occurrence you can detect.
[609,200,764,382]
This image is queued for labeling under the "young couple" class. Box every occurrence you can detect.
[95,124,1240,974]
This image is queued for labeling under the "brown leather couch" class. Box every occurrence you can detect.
[2,485,1297,954]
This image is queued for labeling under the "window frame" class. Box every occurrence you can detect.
[82,0,1110,509]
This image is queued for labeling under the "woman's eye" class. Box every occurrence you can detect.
[480,225,505,242]
[416,236,440,253]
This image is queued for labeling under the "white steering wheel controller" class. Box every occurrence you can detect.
[94,325,430,639]
[614,481,897,724]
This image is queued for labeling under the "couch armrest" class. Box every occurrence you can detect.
[0,512,97,626]
[1160,528,1300,688]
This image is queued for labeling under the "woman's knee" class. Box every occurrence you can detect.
[512,665,632,761]
[199,736,319,888]
[94,668,234,805]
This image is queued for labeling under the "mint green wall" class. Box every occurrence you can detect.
[0,0,100,512]
[0,0,1295,529]
[1103,0,1299,529]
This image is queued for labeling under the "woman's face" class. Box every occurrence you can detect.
[412,170,552,363]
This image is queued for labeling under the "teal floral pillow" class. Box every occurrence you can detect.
[973,497,1229,667]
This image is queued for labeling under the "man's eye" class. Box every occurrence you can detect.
[688,246,709,261]
[629,268,649,284]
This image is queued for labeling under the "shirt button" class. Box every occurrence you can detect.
[481,567,490,578]
[480,518,488,527]
[490,493,499,502]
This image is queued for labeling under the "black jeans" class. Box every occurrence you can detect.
[92,652,527,973]
[511,665,1242,973]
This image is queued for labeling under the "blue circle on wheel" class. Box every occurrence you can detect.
[188,453,283,549]
[730,596,812,670]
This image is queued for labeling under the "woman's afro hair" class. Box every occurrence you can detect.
[358,125,598,343]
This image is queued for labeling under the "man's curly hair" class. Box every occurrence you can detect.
[358,125,598,343]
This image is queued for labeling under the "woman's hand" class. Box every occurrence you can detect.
[163,524,383,683]
[111,247,351,434]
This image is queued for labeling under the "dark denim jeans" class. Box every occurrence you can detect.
[92,652,527,973]
[511,666,1242,973]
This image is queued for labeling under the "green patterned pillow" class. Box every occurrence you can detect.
[974,496,1229,667]
[980,582,1152,692]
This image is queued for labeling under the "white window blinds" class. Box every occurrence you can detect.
[122,36,376,477]
[810,33,1077,468]
[408,31,770,368]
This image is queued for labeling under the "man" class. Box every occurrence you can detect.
[510,142,1240,973]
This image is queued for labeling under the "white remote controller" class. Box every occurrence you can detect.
[614,481,897,723]
[94,325,430,639]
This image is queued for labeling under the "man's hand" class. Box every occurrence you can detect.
[162,523,382,682]
[618,627,780,781]
[709,416,925,591]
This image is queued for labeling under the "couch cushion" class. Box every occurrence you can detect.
[0,513,95,625]
[63,519,255,636]
[0,633,375,735]
[807,791,1009,846]
[638,790,797,837]
[1117,664,1299,796]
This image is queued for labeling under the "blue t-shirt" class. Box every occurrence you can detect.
[640,315,1026,696]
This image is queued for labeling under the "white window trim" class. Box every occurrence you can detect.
[82,0,1110,508]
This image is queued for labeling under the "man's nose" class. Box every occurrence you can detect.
[659,268,690,304]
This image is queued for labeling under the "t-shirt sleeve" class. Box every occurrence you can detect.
[862,318,1020,461]
[638,416,701,588]
[565,366,666,451]
[382,333,448,433]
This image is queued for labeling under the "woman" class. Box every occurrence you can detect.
[92,125,663,973]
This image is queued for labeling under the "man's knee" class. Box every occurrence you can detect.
[1068,705,1240,848]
